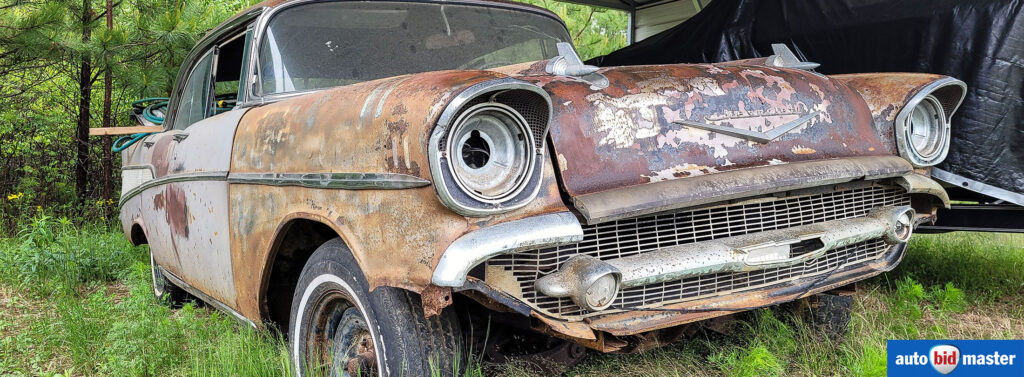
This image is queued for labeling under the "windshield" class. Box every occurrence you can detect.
[258,2,570,94]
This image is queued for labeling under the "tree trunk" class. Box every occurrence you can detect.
[75,0,92,202]
[101,0,113,201]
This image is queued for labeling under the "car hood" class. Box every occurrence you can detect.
[502,62,895,199]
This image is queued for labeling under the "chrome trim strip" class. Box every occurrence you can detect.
[160,267,257,328]
[537,206,913,299]
[932,168,1024,206]
[118,171,229,209]
[673,111,820,144]
[432,212,584,287]
[227,172,431,189]
[893,77,967,167]
[428,78,552,217]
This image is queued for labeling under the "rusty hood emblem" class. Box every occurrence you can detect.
[672,111,821,144]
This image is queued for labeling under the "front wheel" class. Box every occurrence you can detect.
[290,238,464,376]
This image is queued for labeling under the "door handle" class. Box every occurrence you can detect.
[172,133,189,142]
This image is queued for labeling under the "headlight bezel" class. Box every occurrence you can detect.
[428,78,552,217]
[893,78,966,167]
[446,102,536,203]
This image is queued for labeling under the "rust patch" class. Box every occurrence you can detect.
[420,284,453,318]
[164,185,190,238]
[521,63,889,197]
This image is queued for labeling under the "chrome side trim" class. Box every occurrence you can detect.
[932,168,1024,206]
[118,171,229,209]
[893,77,967,167]
[537,206,913,297]
[160,267,257,329]
[227,172,431,190]
[432,212,584,287]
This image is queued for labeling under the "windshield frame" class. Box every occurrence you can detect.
[240,0,571,106]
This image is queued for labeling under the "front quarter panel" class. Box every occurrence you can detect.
[228,70,569,320]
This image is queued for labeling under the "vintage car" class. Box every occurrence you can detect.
[110,0,965,375]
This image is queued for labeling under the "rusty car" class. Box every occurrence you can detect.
[107,0,966,374]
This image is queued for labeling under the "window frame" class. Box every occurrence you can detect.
[163,10,261,131]
[169,50,216,131]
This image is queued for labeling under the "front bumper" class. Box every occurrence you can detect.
[431,168,947,347]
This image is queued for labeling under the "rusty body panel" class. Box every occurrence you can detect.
[513,64,893,197]
[227,70,569,320]
[832,73,951,151]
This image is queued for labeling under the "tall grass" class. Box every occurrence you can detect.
[0,215,1021,376]
[0,216,293,376]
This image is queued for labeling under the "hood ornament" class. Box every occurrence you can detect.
[546,42,609,90]
[767,43,820,71]
[546,42,600,76]
[673,112,820,144]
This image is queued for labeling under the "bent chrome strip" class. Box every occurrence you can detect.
[227,172,431,190]
[673,111,820,144]
[933,168,1024,206]
[432,212,584,287]
[160,267,257,328]
[118,171,229,209]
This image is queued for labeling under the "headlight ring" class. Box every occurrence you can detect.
[896,94,952,167]
[446,103,535,203]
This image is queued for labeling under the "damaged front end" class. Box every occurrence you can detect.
[428,46,965,352]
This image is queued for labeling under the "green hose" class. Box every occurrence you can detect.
[132,97,170,125]
[112,133,151,153]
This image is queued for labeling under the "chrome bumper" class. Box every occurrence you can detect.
[535,206,915,309]
[431,212,584,287]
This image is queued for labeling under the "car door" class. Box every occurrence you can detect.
[154,30,252,306]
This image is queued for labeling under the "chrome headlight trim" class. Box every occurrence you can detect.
[428,78,552,217]
[446,103,535,203]
[894,77,966,167]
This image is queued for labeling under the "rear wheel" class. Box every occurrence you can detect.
[149,250,189,306]
[290,238,464,376]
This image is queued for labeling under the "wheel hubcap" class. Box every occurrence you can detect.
[308,292,378,377]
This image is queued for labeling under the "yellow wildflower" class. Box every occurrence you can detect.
[6,192,23,201]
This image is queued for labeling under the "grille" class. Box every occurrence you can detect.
[486,185,910,318]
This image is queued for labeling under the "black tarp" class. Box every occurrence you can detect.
[590,0,1024,202]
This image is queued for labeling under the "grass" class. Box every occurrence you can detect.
[0,215,1021,376]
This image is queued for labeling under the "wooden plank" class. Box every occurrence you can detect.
[89,126,163,136]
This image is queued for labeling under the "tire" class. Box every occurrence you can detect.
[290,238,464,376]
[149,249,189,306]
[794,292,853,341]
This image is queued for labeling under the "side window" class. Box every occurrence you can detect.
[171,51,214,130]
[212,30,249,114]
[169,29,251,130]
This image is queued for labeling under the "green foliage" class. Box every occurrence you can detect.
[0,0,259,232]
[514,0,628,60]
[0,213,144,295]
